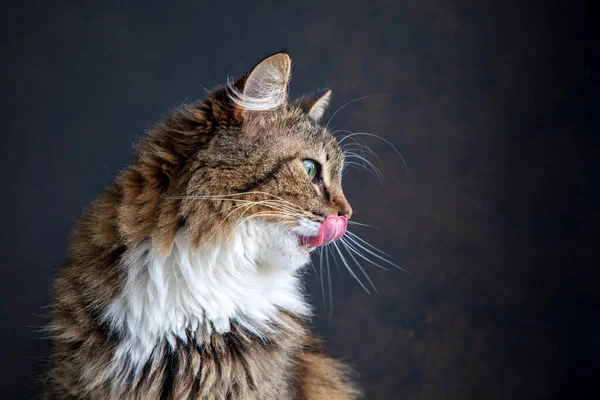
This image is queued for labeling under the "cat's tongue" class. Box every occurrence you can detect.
[302,216,347,247]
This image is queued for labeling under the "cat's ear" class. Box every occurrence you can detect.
[231,52,292,121]
[294,89,332,122]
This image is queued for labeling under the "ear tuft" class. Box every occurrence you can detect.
[295,89,332,122]
[229,52,292,119]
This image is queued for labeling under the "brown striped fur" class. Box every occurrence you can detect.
[45,52,361,399]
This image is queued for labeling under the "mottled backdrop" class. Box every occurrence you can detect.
[0,1,595,399]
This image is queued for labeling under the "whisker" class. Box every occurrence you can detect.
[342,145,383,172]
[343,153,385,184]
[316,247,323,283]
[326,246,333,319]
[341,164,364,178]
[343,234,409,274]
[339,237,390,272]
[326,243,342,275]
[343,161,371,172]
[331,241,371,294]
[167,191,305,212]
[342,147,385,181]
[338,130,384,169]
[235,212,296,229]
[308,257,317,276]
[317,247,327,314]
[219,200,302,232]
[347,220,378,228]
[337,239,378,293]
[214,201,268,232]
[229,205,295,231]
[349,134,384,166]
[340,137,372,168]
[345,231,391,256]
[219,199,303,216]
[339,131,407,169]
[183,196,304,232]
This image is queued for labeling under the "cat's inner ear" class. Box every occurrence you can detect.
[232,52,292,121]
[295,89,332,122]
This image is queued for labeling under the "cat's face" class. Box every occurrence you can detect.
[180,53,351,267]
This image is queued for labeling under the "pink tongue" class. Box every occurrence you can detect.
[302,216,347,247]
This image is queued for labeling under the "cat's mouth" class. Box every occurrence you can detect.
[297,216,347,252]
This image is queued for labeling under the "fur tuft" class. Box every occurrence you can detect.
[104,220,311,379]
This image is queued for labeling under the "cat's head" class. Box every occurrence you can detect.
[144,52,351,268]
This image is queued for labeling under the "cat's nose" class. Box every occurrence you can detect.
[335,195,353,220]
[338,208,352,219]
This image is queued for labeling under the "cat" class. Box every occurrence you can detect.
[45,51,362,399]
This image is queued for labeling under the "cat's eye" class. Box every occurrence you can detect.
[303,160,318,181]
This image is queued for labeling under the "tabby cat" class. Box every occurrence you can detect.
[46,52,362,399]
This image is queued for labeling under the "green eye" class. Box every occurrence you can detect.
[303,160,318,181]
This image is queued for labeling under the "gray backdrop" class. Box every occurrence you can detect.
[1,1,596,399]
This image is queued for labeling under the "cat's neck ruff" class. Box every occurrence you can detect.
[103,219,311,370]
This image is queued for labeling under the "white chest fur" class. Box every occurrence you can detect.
[103,220,312,370]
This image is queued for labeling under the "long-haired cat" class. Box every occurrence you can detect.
[46,52,362,399]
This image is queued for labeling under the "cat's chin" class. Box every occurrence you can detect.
[298,242,316,255]
[246,220,314,270]
[287,219,322,255]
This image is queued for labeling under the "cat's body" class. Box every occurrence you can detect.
[46,52,361,399]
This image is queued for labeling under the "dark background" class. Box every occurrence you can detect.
[1,1,596,398]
